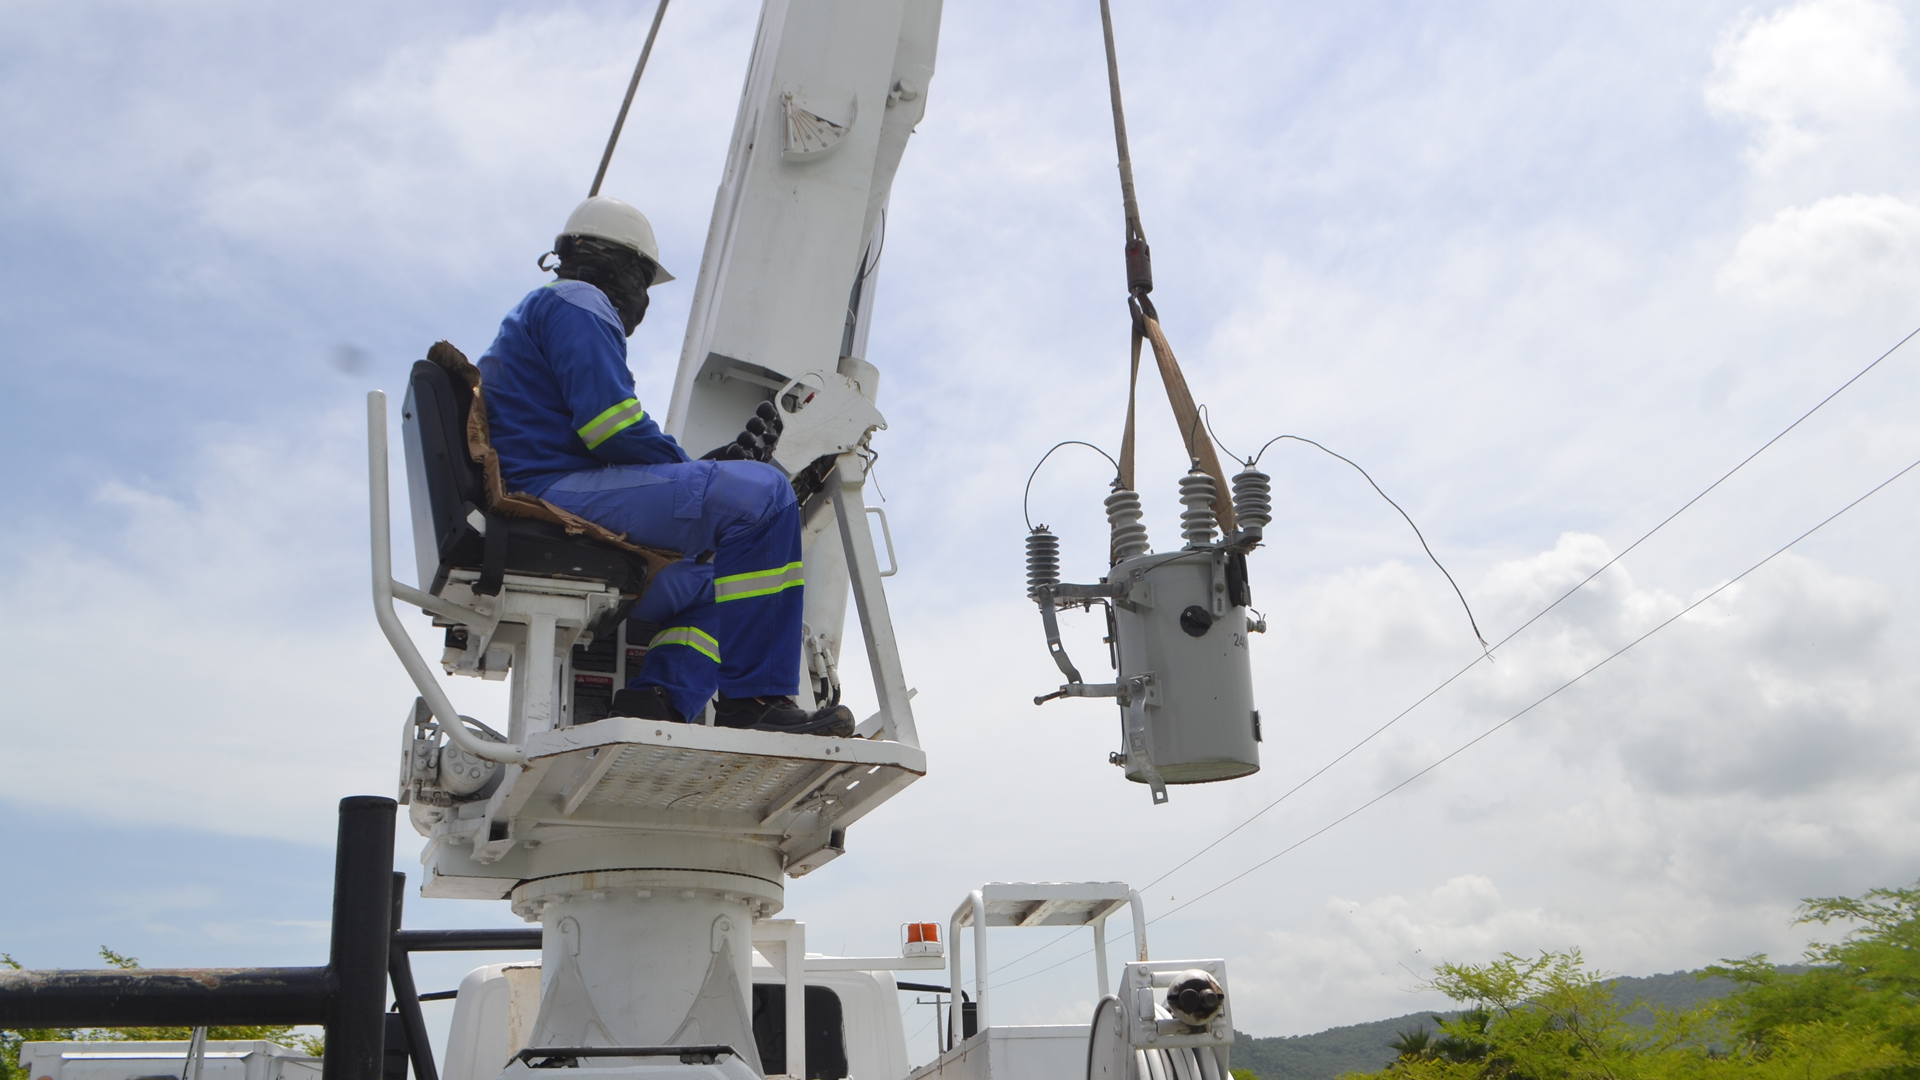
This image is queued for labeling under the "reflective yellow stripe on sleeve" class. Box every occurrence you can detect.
[579,398,648,449]
[648,626,721,663]
[713,561,805,602]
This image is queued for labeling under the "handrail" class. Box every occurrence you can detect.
[1129,889,1149,961]
[948,889,989,1048]
[367,391,526,765]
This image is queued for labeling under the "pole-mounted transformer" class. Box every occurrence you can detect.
[1028,464,1271,804]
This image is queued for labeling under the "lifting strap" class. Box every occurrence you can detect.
[1100,0,1235,534]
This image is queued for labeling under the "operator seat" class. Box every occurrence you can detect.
[401,343,664,600]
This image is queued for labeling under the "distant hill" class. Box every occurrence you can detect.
[1231,968,1771,1080]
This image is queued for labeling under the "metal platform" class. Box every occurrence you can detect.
[956,882,1137,930]
[516,719,924,827]
[418,721,926,898]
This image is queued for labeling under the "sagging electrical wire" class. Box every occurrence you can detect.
[992,452,1920,989]
[1203,406,1490,655]
[1023,440,1121,531]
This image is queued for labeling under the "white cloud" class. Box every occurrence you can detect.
[1716,192,1920,310]
[1705,0,1913,170]
[191,4,757,278]
[0,405,476,843]
[1235,876,1581,1032]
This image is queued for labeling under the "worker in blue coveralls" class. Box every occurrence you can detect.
[477,196,854,737]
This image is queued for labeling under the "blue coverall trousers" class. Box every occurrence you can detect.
[542,459,803,721]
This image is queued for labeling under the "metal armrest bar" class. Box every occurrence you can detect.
[368,391,526,765]
[390,579,485,625]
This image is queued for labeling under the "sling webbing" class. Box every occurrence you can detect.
[1101,0,1235,533]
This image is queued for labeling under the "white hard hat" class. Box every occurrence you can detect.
[559,196,674,283]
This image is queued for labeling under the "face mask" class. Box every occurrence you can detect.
[553,236,657,337]
[603,267,652,336]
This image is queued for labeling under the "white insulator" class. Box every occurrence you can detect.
[1231,466,1272,531]
[1178,467,1217,549]
[1025,527,1061,599]
[1105,483,1151,561]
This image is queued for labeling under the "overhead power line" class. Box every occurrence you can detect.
[989,453,1920,991]
[1136,323,1920,896]
[986,324,1919,983]
[1149,453,1919,924]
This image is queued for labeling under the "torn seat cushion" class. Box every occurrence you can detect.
[412,341,678,601]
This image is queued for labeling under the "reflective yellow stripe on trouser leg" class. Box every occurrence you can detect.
[648,626,721,664]
[713,561,805,602]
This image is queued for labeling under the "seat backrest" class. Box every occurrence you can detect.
[401,359,485,591]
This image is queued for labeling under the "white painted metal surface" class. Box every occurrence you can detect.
[946,881,1146,1042]
[666,0,938,455]
[1109,552,1259,787]
[442,963,544,1080]
[17,1043,320,1080]
[439,953,912,1080]
[1120,961,1234,1051]
[905,1027,1091,1080]
[665,0,940,742]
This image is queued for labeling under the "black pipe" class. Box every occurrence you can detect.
[392,929,542,953]
[323,796,397,1080]
[0,967,332,1027]
[386,874,439,1080]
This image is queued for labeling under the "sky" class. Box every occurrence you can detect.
[4,0,1920,1066]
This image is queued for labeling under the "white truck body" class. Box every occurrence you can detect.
[16,1042,321,1080]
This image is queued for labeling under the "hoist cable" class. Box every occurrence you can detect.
[589,0,672,198]
[1097,0,1144,246]
[1096,0,1235,528]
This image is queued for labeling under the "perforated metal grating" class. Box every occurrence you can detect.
[574,744,826,815]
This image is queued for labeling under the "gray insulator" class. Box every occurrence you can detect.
[1231,466,1272,531]
[1026,526,1061,599]
[1178,467,1218,549]
[1105,482,1151,562]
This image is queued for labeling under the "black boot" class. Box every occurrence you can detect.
[714,694,855,737]
[609,684,687,723]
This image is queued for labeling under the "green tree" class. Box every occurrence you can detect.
[1705,882,1920,1079]
[2,948,323,1080]
[1390,1027,1436,1062]
[1340,947,1718,1079]
[1341,878,1920,1079]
